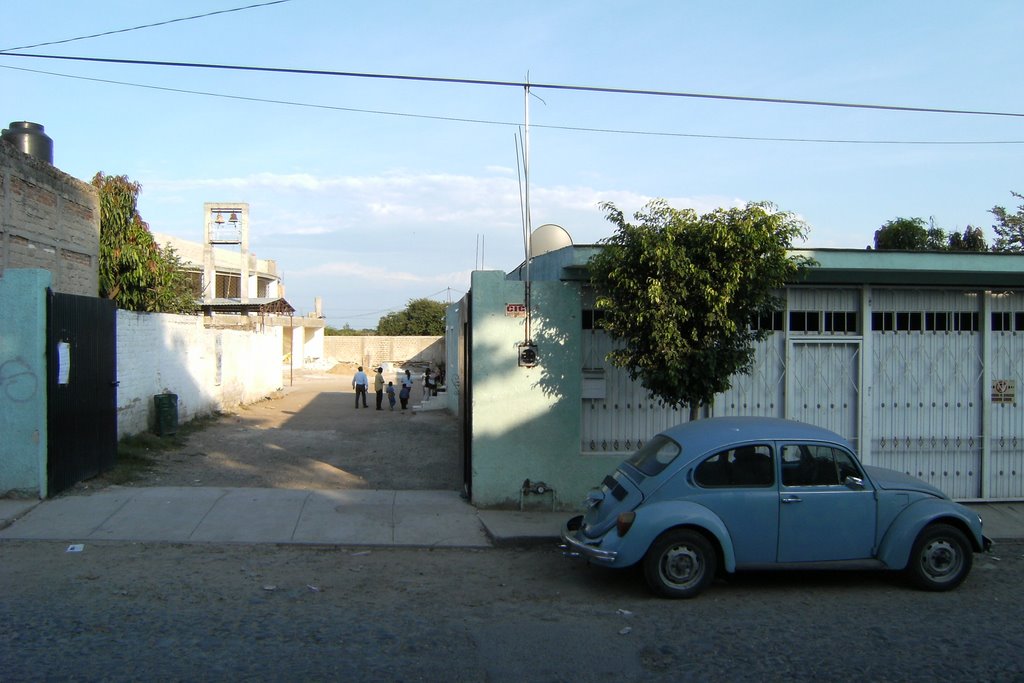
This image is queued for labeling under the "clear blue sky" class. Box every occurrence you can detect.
[4,1,1022,328]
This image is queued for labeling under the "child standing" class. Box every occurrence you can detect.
[386,381,397,410]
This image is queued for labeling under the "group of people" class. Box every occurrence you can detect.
[351,366,425,411]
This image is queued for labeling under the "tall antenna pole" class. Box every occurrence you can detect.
[523,81,532,342]
[524,81,532,253]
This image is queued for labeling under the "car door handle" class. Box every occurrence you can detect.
[781,495,802,504]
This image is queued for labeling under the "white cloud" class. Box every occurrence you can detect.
[138,166,759,323]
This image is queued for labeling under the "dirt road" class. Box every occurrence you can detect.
[105,367,463,492]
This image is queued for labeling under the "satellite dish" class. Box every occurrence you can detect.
[530,224,573,258]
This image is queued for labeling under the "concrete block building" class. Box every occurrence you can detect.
[0,131,99,296]
[450,238,1024,509]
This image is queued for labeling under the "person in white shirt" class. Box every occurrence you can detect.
[352,366,369,409]
[399,369,413,410]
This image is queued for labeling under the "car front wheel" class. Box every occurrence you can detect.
[643,529,716,599]
[907,523,973,591]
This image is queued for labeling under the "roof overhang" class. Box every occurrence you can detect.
[554,246,1024,289]
[200,297,295,315]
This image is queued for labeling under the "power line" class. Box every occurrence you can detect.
[322,288,462,320]
[3,51,1023,119]
[3,63,1021,146]
[0,0,294,52]
[0,64,513,127]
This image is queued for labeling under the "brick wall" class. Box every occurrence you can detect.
[323,336,444,368]
[0,141,100,297]
[116,310,283,438]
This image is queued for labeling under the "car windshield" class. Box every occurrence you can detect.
[626,435,682,476]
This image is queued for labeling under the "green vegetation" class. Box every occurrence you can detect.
[377,298,447,335]
[325,324,376,336]
[872,216,987,251]
[991,191,1024,253]
[94,172,196,314]
[588,199,811,420]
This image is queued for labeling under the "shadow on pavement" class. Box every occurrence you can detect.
[116,371,464,492]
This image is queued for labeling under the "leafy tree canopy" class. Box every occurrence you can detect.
[991,191,1024,253]
[93,172,195,314]
[947,226,988,252]
[377,298,447,336]
[588,199,811,418]
[873,216,988,252]
[873,217,931,250]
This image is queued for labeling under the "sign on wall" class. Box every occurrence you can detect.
[505,303,527,317]
[992,379,1016,404]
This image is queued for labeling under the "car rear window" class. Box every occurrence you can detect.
[694,444,774,487]
[626,435,681,476]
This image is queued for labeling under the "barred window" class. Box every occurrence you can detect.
[582,309,606,330]
[751,311,784,332]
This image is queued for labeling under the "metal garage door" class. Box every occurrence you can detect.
[788,339,861,453]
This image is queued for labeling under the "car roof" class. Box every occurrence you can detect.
[659,416,852,455]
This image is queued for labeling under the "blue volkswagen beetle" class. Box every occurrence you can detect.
[561,417,991,599]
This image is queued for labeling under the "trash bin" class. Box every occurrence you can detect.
[154,393,178,436]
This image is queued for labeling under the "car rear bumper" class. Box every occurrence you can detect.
[560,515,618,564]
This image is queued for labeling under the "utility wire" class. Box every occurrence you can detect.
[324,288,460,320]
[2,52,1023,119]
[3,64,1020,146]
[0,0,294,52]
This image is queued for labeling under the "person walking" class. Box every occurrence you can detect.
[386,381,396,410]
[373,367,385,410]
[352,366,369,409]
[399,369,413,410]
[424,367,438,397]
[422,368,432,400]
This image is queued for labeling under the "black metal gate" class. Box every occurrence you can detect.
[459,293,472,500]
[47,291,117,496]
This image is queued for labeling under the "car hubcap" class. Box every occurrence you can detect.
[921,538,961,581]
[661,544,703,588]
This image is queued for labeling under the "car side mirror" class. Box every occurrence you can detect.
[844,476,865,490]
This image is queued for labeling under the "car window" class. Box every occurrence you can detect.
[807,446,840,485]
[781,444,859,487]
[834,449,862,482]
[695,444,773,487]
[626,435,681,477]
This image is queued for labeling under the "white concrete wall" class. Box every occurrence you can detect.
[116,310,282,438]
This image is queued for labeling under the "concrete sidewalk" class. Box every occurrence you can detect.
[0,487,566,548]
[1,487,1020,548]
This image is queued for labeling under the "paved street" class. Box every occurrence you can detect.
[3,369,1023,681]
[2,539,1022,681]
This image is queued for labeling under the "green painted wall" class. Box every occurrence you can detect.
[0,269,50,498]
[468,271,621,509]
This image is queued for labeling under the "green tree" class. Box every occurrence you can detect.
[873,217,930,250]
[94,173,195,313]
[325,324,375,336]
[588,199,811,419]
[926,225,949,250]
[991,191,1024,253]
[947,225,988,252]
[377,298,447,335]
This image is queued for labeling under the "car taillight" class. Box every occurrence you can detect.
[616,511,636,537]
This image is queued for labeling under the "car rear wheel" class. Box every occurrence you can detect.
[643,529,716,599]
[907,523,973,591]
